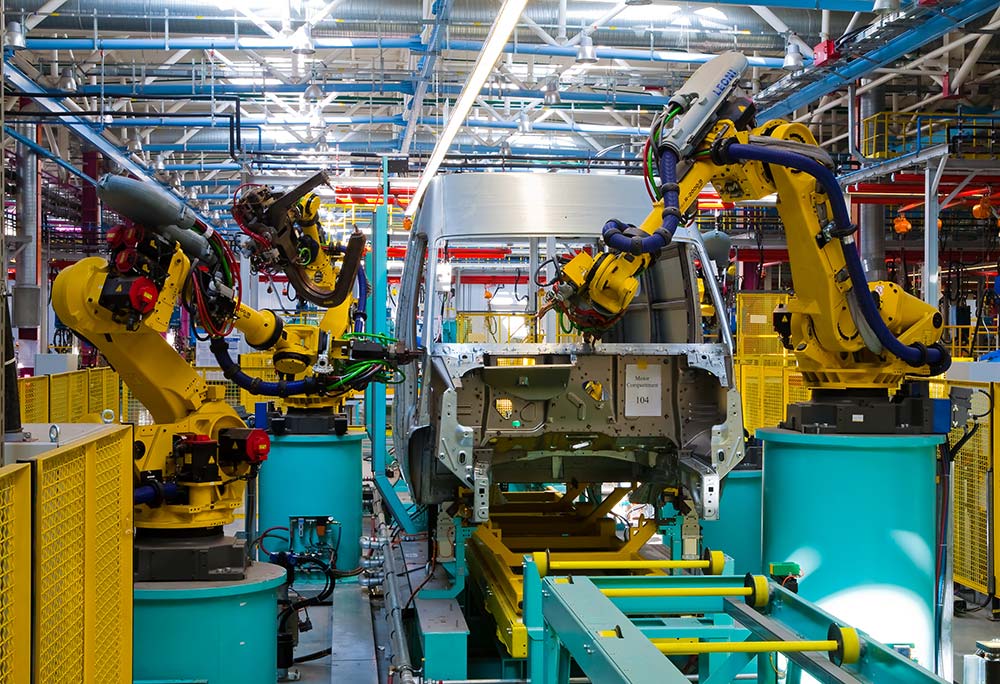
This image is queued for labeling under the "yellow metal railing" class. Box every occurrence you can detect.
[0,463,31,684]
[941,324,999,360]
[861,111,1000,160]
[25,425,133,684]
[455,312,540,343]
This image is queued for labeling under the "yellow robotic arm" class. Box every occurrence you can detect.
[551,52,952,432]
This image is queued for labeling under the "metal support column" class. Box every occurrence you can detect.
[923,157,947,306]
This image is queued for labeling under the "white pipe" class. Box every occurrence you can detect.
[841,11,862,38]
[567,2,628,46]
[952,5,1000,91]
[749,6,813,54]
[820,10,831,41]
[557,0,567,42]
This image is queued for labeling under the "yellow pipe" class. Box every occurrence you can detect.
[532,549,726,577]
[601,586,753,598]
[652,639,838,656]
[550,559,711,571]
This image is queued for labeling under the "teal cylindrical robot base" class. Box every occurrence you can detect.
[759,428,942,671]
[258,431,364,571]
[133,562,285,684]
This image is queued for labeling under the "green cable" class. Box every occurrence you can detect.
[344,331,398,343]
[559,311,574,335]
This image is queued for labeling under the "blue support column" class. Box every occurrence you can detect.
[368,157,419,533]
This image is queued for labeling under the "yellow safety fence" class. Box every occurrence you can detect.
[0,463,30,684]
[929,378,994,596]
[0,426,133,684]
[18,367,121,425]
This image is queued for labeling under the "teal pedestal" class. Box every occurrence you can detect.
[133,562,284,684]
[258,431,364,571]
[759,428,942,671]
[700,469,762,576]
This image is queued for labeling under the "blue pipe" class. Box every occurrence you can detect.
[417,116,644,136]
[443,40,793,69]
[168,164,242,172]
[722,143,948,371]
[32,115,403,128]
[25,36,789,69]
[134,482,180,506]
[2,125,97,186]
[602,149,681,255]
[25,37,419,52]
[76,82,671,107]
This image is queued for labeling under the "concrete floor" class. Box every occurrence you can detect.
[954,598,1000,683]
[287,583,385,684]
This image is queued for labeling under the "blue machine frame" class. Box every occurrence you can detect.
[522,555,948,684]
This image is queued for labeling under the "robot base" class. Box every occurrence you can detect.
[134,527,248,582]
[782,385,964,435]
[134,561,284,684]
[269,409,348,436]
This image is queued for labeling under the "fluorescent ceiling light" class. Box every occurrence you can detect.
[406,0,530,216]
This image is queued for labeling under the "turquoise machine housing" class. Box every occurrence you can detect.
[257,432,364,572]
[759,428,943,671]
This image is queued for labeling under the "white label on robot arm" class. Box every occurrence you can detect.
[852,414,864,423]
[625,363,662,417]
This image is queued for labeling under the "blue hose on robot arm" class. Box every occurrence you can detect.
[602,150,684,256]
[716,141,949,373]
[210,337,324,397]
[354,265,368,333]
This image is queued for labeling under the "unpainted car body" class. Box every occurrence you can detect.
[393,173,743,522]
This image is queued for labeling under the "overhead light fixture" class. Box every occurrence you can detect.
[625,0,652,5]
[576,33,598,64]
[782,38,804,72]
[154,155,166,172]
[57,67,78,92]
[316,132,330,153]
[303,81,324,101]
[518,110,532,133]
[3,21,26,51]
[872,0,900,12]
[542,78,561,106]
[499,139,512,156]
[291,24,316,55]
[406,0,530,216]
